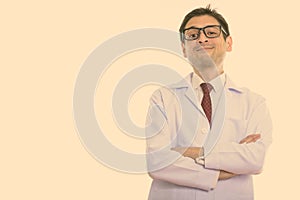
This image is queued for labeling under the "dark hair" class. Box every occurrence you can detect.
[179,5,230,42]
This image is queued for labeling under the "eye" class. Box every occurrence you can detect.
[206,31,218,36]
[204,26,221,37]
[184,29,199,40]
[189,33,198,38]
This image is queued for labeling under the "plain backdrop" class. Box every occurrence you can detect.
[1,0,300,199]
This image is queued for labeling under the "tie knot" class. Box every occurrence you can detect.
[200,83,213,94]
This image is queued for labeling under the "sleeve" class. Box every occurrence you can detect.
[204,96,273,175]
[146,89,220,191]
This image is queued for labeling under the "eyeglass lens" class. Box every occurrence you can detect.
[184,26,221,40]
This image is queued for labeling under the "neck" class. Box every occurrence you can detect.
[193,66,224,82]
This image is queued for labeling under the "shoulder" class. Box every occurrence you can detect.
[150,73,192,98]
[226,75,266,105]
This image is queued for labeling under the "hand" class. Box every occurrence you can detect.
[239,134,261,144]
[218,170,237,180]
[171,147,203,160]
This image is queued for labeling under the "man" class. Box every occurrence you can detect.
[146,5,272,200]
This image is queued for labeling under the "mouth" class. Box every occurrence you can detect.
[195,45,214,50]
[201,46,214,50]
[195,46,214,53]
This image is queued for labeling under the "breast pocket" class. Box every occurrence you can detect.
[219,118,247,143]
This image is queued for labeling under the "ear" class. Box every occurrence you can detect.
[225,36,233,52]
[181,42,187,58]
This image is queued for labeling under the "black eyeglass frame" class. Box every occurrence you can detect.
[182,25,228,41]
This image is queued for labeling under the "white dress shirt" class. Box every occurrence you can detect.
[191,72,226,121]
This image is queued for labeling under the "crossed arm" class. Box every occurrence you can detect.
[147,89,272,190]
[172,134,261,180]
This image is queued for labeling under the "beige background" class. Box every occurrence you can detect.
[1,0,299,199]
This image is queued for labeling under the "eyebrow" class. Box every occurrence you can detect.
[183,24,220,31]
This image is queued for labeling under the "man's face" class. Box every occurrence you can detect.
[182,15,232,70]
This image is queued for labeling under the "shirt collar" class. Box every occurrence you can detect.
[191,72,226,93]
[169,72,244,94]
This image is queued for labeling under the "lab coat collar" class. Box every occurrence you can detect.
[169,72,244,94]
[167,73,244,113]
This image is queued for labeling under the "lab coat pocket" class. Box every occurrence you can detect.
[219,118,247,143]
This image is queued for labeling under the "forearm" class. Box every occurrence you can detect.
[146,91,220,190]
[206,100,273,174]
[175,143,268,175]
[171,147,239,180]
[205,141,270,174]
[171,147,203,160]
[148,160,220,191]
[147,140,220,190]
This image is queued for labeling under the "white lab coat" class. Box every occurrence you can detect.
[146,73,272,200]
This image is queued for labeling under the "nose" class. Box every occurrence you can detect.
[198,30,208,43]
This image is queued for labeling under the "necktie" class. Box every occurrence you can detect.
[200,83,212,125]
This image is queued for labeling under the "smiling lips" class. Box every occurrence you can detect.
[196,45,214,51]
[194,46,214,53]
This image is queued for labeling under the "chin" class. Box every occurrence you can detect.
[204,49,213,54]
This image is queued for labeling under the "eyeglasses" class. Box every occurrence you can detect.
[182,25,228,41]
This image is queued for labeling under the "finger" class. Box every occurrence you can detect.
[239,135,252,144]
[247,134,261,143]
[239,134,260,143]
[239,138,247,144]
[239,134,261,144]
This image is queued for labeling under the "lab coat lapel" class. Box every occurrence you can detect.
[203,75,244,156]
[203,85,226,156]
[170,73,206,117]
[184,85,206,115]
